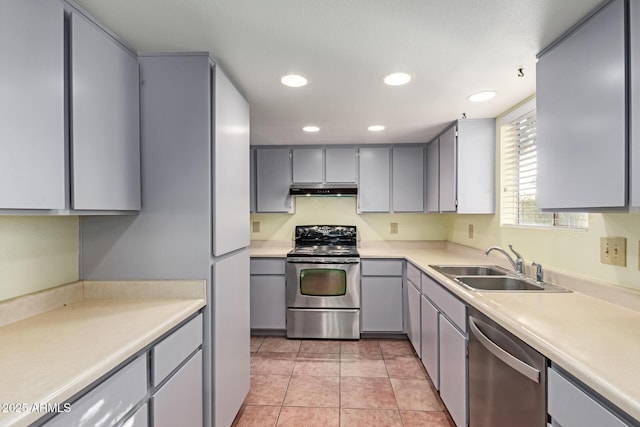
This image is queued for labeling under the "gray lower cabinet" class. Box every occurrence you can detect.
[406,280,422,357]
[154,350,203,427]
[421,272,467,427]
[420,294,439,389]
[0,0,66,210]
[392,146,425,212]
[361,259,404,332]
[537,0,626,210]
[439,315,467,427]
[256,148,293,213]
[548,366,629,427]
[358,147,391,213]
[43,355,147,427]
[70,10,141,211]
[42,314,203,427]
[250,258,287,331]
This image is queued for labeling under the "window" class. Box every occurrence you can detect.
[501,99,588,229]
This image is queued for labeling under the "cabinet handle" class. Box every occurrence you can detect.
[469,317,540,383]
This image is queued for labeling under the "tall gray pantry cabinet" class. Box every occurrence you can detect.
[80,53,251,427]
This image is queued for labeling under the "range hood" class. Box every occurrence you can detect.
[289,183,358,197]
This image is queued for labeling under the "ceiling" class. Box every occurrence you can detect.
[73,0,604,146]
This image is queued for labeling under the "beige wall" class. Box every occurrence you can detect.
[250,197,449,242]
[0,216,79,301]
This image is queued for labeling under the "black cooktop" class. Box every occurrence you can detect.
[287,225,358,258]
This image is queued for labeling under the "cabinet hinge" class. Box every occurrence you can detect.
[289,150,292,159]
[455,130,459,137]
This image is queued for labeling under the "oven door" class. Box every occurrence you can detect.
[286,258,360,309]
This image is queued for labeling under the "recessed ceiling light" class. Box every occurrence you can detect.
[383,72,412,86]
[368,125,385,132]
[281,74,308,87]
[468,91,497,102]
[303,126,320,133]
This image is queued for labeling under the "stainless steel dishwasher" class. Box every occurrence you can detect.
[468,307,547,427]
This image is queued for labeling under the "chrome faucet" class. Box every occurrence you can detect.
[532,262,544,283]
[485,244,525,275]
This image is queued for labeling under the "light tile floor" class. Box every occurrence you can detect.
[232,336,456,427]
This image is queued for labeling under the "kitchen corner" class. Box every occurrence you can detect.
[0,280,205,427]
[251,239,640,423]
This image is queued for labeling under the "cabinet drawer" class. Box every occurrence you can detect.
[121,403,148,427]
[548,367,627,427]
[154,314,203,386]
[361,259,403,276]
[44,355,147,427]
[154,350,203,427]
[407,262,421,289]
[250,258,286,275]
[422,273,466,332]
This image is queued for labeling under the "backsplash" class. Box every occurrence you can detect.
[250,197,449,242]
[448,213,640,291]
[0,216,79,301]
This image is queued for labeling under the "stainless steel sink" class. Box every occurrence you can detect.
[430,265,509,276]
[429,264,571,293]
[455,276,544,291]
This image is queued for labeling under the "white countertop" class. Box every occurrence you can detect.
[251,241,640,421]
[0,281,205,427]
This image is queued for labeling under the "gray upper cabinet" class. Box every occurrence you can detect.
[426,139,440,213]
[537,0,626,210]
[0,0,66,210]
[438,126,457,212]
[250,148,256,213]
[212,67,250,256]
[392,146,425,212]
[431,119,495,214]
[256,148,292,212]
[292,148,324,183]
[70,11,141,211]
[632,1,640,207]
[325,147,357,183]
[358,147,390,212]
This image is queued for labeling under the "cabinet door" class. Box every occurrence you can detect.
[71,12,141,211]
[212,67,250,255]
[326,147,357,183]
[358,147,391,212]
[421,295,439,389]
[0,0,65,209]
[154,351,203,427]
[250,148,256,213]
[407,282,422,357]
[250,275,286,330]
[292,148,324,183]
[439,126,457,212]
[213,251,250,427]
[537,0,626,210]
[426,139,440,213]
[361,277,403,332]
[392,146,425,212]
[256,148,292,212]
[439,316,467,427]
[456,119,495,214]
[632,0,640,207]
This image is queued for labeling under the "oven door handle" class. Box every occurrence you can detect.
[469,317,540,383]
[287,259,360,264]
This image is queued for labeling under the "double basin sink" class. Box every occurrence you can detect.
[429,265,570,293]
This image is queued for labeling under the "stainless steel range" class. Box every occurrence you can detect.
[286,225,360,339]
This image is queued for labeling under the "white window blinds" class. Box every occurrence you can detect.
[501,103,588,229]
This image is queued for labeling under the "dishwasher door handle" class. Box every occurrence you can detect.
[469,317,540,383]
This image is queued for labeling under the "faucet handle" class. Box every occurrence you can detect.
[508,244,525,274]
[532,262,544,283]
